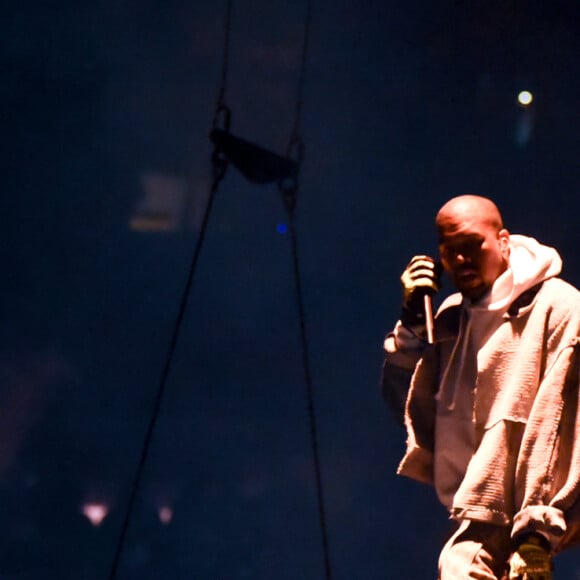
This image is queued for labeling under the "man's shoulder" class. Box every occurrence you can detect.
[535,278,580,333]
[539,277,580,305]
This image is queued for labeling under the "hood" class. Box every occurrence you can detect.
[436,234,562,415]
[473,234,562,312]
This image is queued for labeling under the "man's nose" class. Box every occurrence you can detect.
[453,252,466,265]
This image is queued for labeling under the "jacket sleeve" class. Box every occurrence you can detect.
[381,325,425,425]
[512,335,580,552]
[395,343,440,485]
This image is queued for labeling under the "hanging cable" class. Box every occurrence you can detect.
[107,2,232,578]
[215,0,232,125]
[287,0,312,154]
[288,210,334,580]
[279,1,333,579]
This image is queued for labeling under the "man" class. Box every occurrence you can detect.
[382,194,580,579]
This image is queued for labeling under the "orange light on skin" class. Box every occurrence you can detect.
[518,90,533,106]
[81,502,109,526]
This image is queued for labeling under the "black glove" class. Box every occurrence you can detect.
[400,255,441,329]
[505,534,553,580]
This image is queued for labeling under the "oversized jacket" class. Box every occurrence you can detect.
[383,265,580,552]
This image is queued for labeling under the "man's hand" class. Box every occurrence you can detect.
[506,535,553,580]
[400,255,441,329]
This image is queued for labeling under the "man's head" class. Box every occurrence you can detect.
[435,194,510,301]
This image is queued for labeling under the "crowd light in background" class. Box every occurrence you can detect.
[130,173,187,233]
[158,506,174,525]
[81,502,110,526]
[517,90,533,106]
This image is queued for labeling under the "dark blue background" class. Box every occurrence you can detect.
[2,0,579,578]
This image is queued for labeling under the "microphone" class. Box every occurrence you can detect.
[424,294,434,344]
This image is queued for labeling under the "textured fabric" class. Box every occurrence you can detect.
[438,520,512,579]
[382,235,580,554]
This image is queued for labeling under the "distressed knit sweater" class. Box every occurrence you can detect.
[382,235,580,552]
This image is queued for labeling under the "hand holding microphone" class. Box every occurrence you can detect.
[503,534,553,580]
[400,255,442,341]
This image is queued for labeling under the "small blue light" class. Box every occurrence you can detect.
[276,223,288,234]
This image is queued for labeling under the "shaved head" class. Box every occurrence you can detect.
[435,194,510,301]
[436,195,504,233]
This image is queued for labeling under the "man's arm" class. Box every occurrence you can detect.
[511,290,580,553]
[381,323,425,424]
[380,256,441,422]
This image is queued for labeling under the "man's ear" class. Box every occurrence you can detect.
[499,229,510,254]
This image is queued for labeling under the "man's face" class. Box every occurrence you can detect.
[437,212,509,301]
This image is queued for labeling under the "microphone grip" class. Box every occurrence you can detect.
[424,294,434,344]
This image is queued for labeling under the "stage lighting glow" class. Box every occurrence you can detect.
[518,91,533,106]
[82,502,109,526]
[159,506,174,525]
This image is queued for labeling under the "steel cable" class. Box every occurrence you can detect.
[282,0,334,577]
[106,2,232,577]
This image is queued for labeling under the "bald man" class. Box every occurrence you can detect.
[381,195,580,579]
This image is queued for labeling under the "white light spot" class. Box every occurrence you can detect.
[518,90,533,106]
[82,502,109,526]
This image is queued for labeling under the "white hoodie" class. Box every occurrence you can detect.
[385,234,580,547]
[432,234,562,507]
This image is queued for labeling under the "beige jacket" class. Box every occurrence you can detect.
[383,236,580,552]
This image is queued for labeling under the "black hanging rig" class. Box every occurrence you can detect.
[108,0,332,578]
